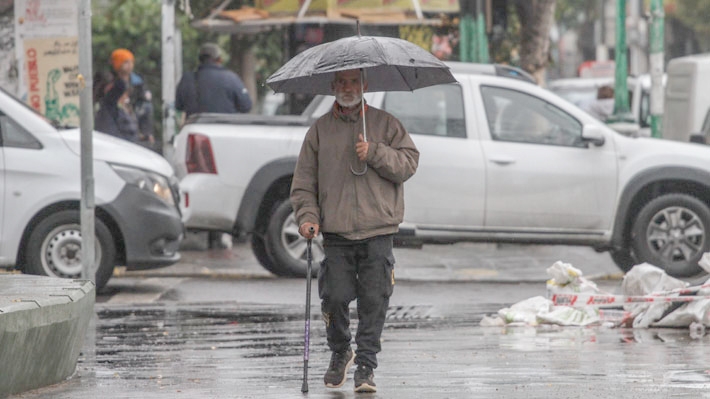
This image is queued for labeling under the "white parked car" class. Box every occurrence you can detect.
[0,88,183,289]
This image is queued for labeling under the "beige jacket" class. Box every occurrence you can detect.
[290,103,419,240]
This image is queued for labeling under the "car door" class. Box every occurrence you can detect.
[0,111,56,265]
[382,79,486,229]
[477,84,618,232]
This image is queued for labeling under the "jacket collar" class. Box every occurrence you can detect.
[332,100,367,123]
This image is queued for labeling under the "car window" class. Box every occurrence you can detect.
[0,115,42,149]
[383,84,466,138]
[481,86,584,147]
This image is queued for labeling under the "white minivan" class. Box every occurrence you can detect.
[0,87,183,289]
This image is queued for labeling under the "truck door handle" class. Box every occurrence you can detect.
[488,157,516,165]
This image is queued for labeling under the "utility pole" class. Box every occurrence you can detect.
[607,0,636,133]
[162,0,177,158]
[459,0,489,63]
[475,0,489,63]
[649,0,664,138]
[78,0,95,283]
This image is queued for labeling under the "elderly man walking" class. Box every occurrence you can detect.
[290,68,419,393]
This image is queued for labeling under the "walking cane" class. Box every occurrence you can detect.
[302,226,315,393]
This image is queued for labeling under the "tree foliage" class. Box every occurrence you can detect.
[513,0,557,83]
[670,0,710,52]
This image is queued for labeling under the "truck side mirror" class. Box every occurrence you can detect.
[581,124,605,146]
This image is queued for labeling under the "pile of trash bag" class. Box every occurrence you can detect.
[480,260,710,330]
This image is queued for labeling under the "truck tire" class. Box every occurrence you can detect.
[24,210,116,290]
[631,193,710,277]
[264,199,323,277]
[251,234,280,275]
[609,248,637,273]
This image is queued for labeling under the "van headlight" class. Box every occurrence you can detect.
[110,164,175,206]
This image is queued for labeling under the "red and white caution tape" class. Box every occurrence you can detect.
[552,293,710,307]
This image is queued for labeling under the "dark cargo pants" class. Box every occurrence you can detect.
[318,234,395,369]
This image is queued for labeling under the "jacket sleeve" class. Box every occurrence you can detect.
[230,73,253,113]
[366,115,419,184]
[175,73,188,112]
[290,125,320,226]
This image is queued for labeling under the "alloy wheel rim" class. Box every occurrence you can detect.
[646,206,705,263]
[280,211,324,265]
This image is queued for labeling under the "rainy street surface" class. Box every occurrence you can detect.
[11,241,710,399]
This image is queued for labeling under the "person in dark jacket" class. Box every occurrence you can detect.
[175,42,252,117]
[94,77,138,142]
[176,42,253,249]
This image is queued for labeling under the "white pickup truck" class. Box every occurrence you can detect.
[173,62,710,279]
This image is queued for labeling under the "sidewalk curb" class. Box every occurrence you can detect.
[0,276,95,398]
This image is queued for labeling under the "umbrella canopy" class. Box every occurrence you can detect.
[266,35,457,95]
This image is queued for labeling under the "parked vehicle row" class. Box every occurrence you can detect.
[0,87,183,289]
[173,61,710,279]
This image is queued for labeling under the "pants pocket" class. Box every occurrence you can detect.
[318,257,329,300]
[384,255,395,298]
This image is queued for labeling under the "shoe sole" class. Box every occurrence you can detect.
[354,382,377,393]
[324,350,355,388]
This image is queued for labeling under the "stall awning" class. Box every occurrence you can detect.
[191,2,457,34]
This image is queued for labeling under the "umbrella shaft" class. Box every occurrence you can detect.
[360,70,367,142]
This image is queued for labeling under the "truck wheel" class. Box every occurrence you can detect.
[25,210,116,289]
[251,234,280,275]
[631,193,710,277]
[609,248,637,273]
[264,199,323,277]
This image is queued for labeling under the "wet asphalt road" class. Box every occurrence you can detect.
[11,242,710,399]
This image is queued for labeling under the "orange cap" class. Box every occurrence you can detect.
[110,48,134,71]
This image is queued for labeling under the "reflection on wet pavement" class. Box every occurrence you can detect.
[14,303,710,399]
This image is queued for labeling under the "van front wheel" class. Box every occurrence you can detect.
[24,210,116,289]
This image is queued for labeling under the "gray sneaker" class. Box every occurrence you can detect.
[324,348,355,388]
[354,365,377,393]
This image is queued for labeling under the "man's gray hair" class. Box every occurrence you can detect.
[199,43,222,63]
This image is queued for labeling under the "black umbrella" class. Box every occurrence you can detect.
[266,35,457,95]
[267,33,456,174]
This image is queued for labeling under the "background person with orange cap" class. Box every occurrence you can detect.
[94,49,155,148]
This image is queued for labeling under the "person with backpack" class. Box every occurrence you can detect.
[175,42,253,249]
[175,42,252,118]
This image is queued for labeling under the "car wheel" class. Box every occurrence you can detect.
[25,210,116,289]
[264,199,323,277]
[609,248,637,273]
[631,193,710,277]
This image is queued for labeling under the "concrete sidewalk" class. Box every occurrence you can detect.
[0,276,95,398]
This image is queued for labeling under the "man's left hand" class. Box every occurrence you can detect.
[356,134,369,161]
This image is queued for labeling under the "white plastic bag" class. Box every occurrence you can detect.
[546,261,606,296]
[621,263,710,328]
[497,296,552,326]
[537,306,599,326]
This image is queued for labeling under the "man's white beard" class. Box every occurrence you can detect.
[335,92,362,108]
